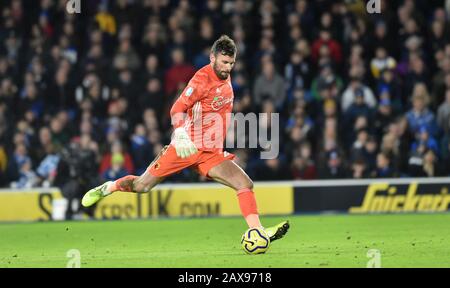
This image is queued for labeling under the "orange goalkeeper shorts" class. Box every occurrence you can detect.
[147,145,235,178]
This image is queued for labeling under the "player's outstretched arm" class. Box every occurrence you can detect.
[169,91,198,159]
[169,70,208,158]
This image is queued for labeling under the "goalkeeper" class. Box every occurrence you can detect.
[81,35,289,242]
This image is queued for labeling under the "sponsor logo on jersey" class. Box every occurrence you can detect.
[211,96,233,111]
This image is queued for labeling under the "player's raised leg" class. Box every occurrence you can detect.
[81,170,164,207]
[81,143,170,208]
[207,160,289,242]
[81,144,196,207]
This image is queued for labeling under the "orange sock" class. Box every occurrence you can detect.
[108,175,138,193]
[237,188,261,228]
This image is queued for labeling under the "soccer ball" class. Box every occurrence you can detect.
[241,227,270,255]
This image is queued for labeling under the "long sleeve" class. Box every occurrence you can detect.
[170,98,190,129]
[170,70,207,128]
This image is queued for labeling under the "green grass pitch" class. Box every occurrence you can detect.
[1,213,449,268]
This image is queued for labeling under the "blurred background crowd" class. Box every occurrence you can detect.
[1,0,450,193]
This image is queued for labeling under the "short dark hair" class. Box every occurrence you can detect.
[211,35,236,57]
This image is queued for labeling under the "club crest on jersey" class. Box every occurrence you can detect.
[185,87,194,97]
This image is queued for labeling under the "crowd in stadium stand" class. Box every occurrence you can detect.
[0,0,450,189]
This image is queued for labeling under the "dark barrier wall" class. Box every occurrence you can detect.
[293,179,450,213]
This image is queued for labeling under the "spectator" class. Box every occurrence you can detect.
[114,69,139,105]
[104,98,130,138]
[293,0,315,38]
[18,83,43,119]
[46,66,75,112]
[409,149,444,177]
[341,76,377,112]
[193,46,211,70]
[319,116,341,153]
[363,135,378,173]
[370,47,397,79]
[75,73,109,118]
[50,114,70,149]
[99,141,135,175]
[374,98,395,137]
[344,89,374,129]
[13,143,31,171]
[377,68,402,108]
[404,53,430,97]
[141,54,163,85]
[95,3,117,36]
[195,17,215,55]
[311,62,343,101]
[393,116,414,175]
[318,150,346,179]
[372,21,395,57]
[11,159,38,188]
[349,157,370,179]
[0,77,18,108]
[406,84,439,136]
[140,23,166,61]
[164,48,196,97]
[431,56,450,108]
[130,124,153,175]
[311,29,342,65]
[344,115,369,149]
[437,89,450,135]
[410,126,439,155]
[285,50,312,96]
[139,78,164,117]
[291,142,317,180]
[253,60,286,109]
[0,144,19,187]
[102,152,128,181]
[36,146,60,187]
[253,158,291,181]
[291,153,316,180]
[374,152,395,178]
[32,127,54,164]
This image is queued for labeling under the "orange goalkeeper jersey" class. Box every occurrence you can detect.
[170,64,234,152]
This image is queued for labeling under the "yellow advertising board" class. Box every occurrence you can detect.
[0,189,62,221]
[94,184,294,220]
[0,184,293,222]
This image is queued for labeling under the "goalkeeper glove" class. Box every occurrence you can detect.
[171,127,198,159]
